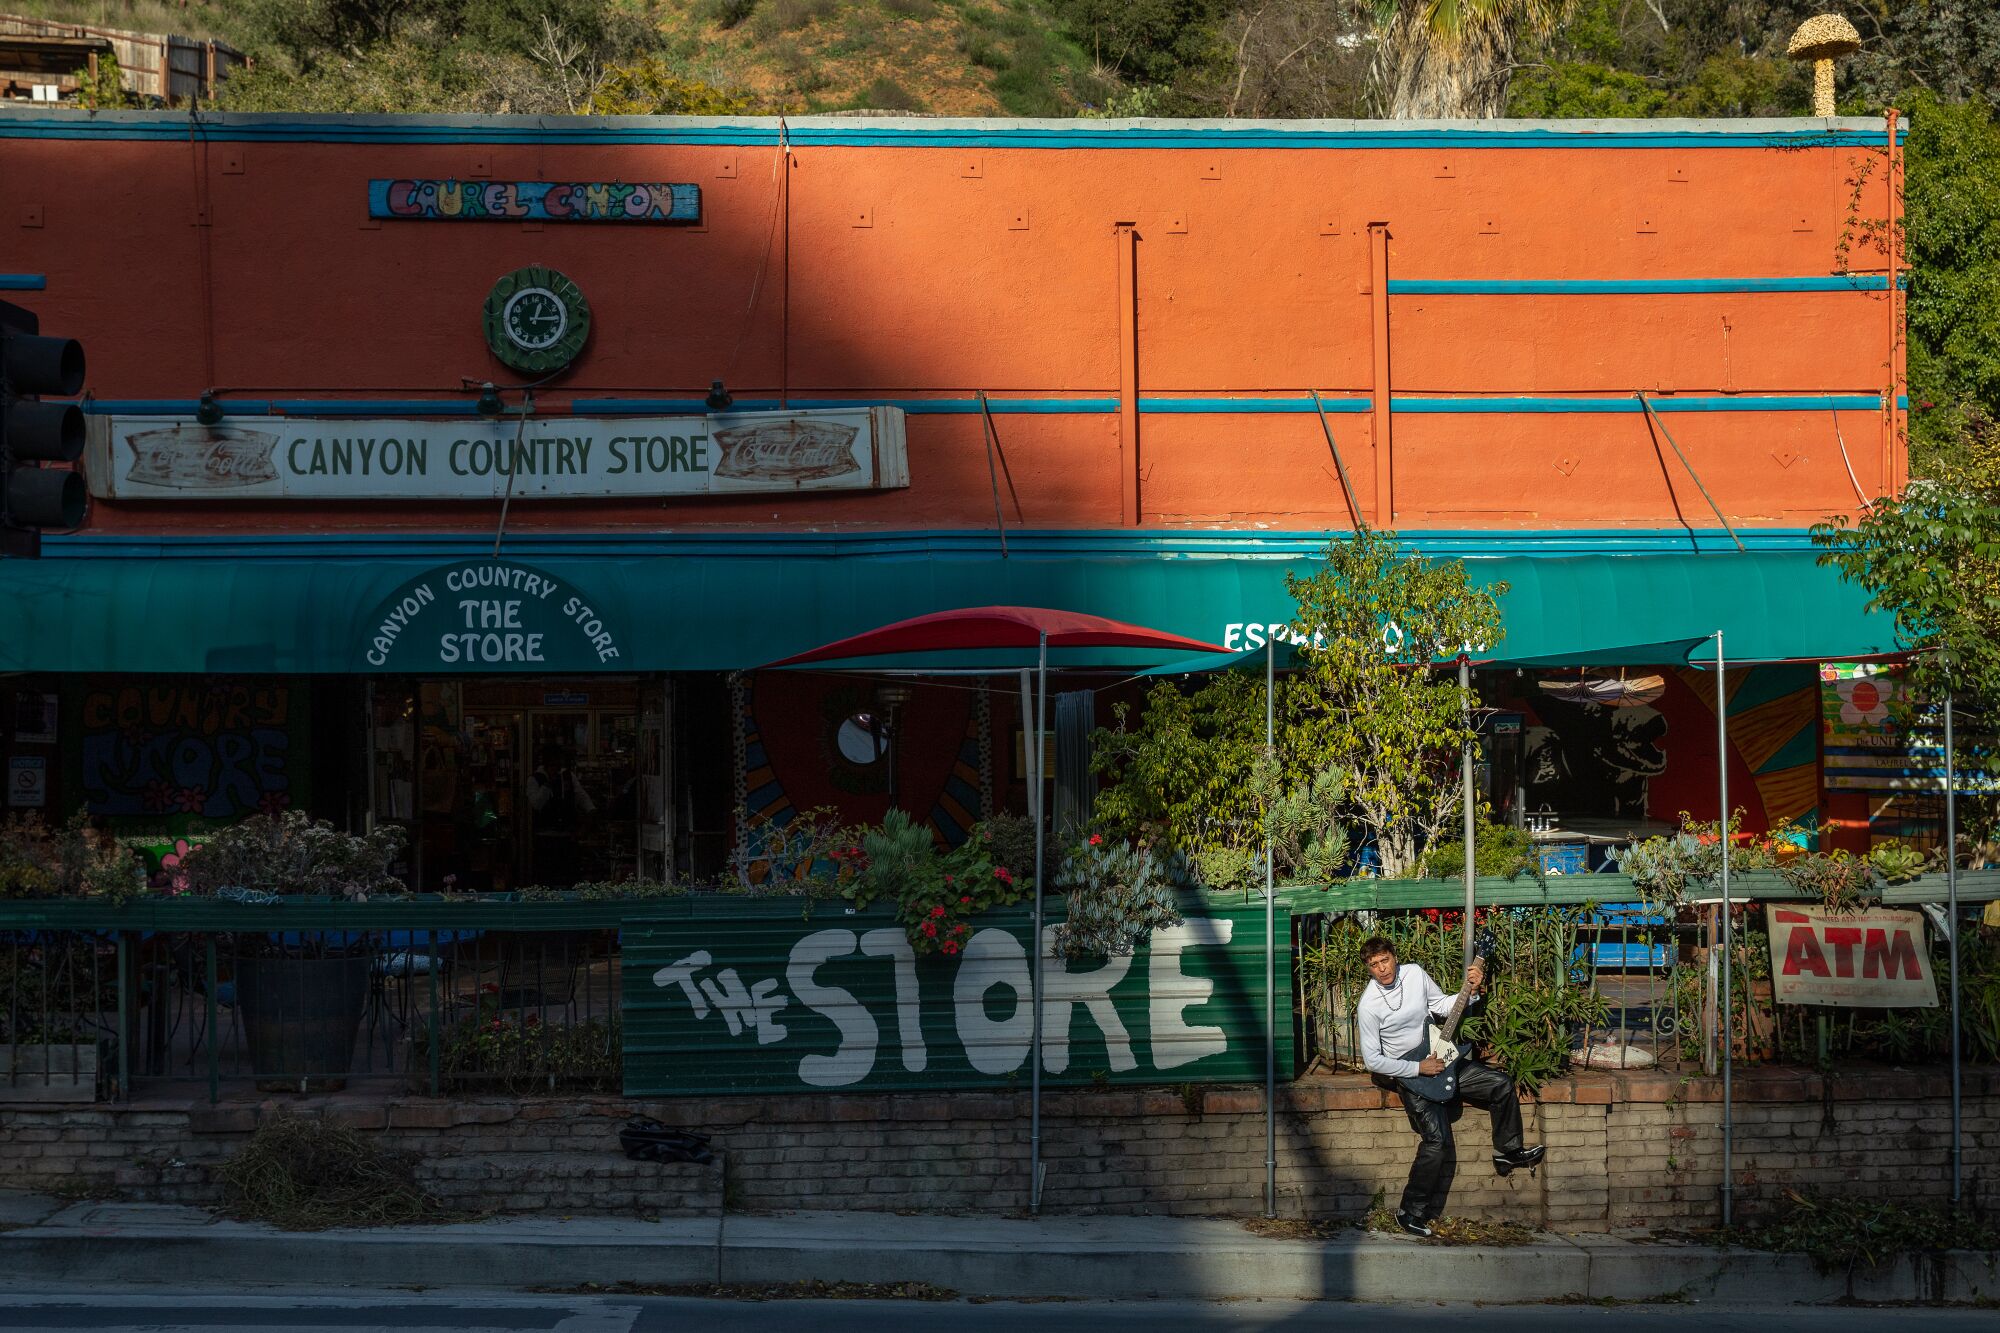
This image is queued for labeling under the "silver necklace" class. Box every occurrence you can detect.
[1374,973,1405,1012]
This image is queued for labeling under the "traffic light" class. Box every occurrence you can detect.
[0,298,86,558]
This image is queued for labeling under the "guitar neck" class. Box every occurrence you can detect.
[1439,960,1486,1042]
[1438,991,1470,1043]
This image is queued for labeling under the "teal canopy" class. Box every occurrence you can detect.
[0,548,1897,674]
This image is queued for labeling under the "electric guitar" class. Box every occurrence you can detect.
[1395,928,1498,1101]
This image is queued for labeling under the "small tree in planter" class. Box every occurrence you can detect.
[1286,530,1506,878]
[179,812,405,1091]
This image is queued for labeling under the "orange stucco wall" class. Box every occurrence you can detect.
[0,114,1906,536]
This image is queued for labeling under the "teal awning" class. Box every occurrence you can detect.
[0,548,1897,674]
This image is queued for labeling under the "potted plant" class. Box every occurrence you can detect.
[179,811,404,1091]
[0,812,144,1102]
[1050,834,1192,961]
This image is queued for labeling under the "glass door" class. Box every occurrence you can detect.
[453,708,527,892]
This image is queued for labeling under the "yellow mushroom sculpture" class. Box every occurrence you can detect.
[1788,14,1861,116]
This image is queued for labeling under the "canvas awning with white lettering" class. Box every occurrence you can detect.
[0,547,1898,674]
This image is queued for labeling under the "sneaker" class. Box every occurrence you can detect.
[1493,1145,1546,1177]
[1393,1210,1433,1237]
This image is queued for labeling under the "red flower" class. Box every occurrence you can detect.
[922,920,938,937]
[941,940,960,955]
[959,896,971,906]
[1089,834,1102,846]
[953,923,967,934]
[994,867,1013,883]
[944,875,954,885]
[931,904,946,918]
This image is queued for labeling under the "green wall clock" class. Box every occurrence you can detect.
[483,266,591,374]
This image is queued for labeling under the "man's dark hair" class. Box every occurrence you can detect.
[1360,936,1396,962]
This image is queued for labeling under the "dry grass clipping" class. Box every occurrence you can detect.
[219,1111,449,1231]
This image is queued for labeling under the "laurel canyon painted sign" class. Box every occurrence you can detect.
[368,179,700,224]
[85,409,910,501]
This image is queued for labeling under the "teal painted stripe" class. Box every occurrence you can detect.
[84,394,1897,418]
[272,399,482,416]
[0,116,1903,151]
[87,397,1105,417]
[0,274,45,290]
[1390,276,1898,294]
[1139,396,1369,413]
[1391,394,1899,413]
[40,527,1834,561]
[89,399,276,415]
[579,397,1120,415]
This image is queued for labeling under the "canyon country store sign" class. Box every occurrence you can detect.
[85,408,910,501]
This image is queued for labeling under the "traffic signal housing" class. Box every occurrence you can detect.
[0,298,86,557]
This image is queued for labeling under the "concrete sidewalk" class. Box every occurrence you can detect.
[1,1191,1994,1305]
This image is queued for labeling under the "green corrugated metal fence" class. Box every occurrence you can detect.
[621,899,1292,1097]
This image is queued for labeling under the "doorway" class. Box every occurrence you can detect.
[369,677,659,891]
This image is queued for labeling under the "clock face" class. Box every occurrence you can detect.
[483,267,590,373]
[502,288,567,351]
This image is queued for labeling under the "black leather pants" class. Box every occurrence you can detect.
[1395,1060,1525,1224]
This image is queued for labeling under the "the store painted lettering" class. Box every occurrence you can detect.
[651,921,1232,1088]
[363,564,621,669]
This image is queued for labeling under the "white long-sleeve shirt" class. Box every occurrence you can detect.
[1355,963,1465,1079]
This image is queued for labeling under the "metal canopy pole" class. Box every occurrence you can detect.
[1309,389,1366,532]
[1461,655,1476,970]
[1264,636,1277,1218]
[1637,393,1748,554]
[1945,692,1962,1203]
[1030,633,1049,1214]
[1715,630,1734,1229]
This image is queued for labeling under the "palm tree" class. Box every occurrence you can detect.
[1367,0,1571,118]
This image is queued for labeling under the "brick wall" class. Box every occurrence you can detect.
[2,1068,1992,1227]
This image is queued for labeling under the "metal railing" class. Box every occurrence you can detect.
[1289,871,2000,1079]
[2,872,1993,1100]
[0,898,635,1101]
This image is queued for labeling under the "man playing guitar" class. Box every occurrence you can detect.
[1354,935,1544,1237]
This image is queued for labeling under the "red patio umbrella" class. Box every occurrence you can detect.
[762,605,1230,667]
[764,605,1229,1214]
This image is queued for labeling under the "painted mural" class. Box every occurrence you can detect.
[1504,664,1819,832]
[64,677,309,825]
[732,674,992,873]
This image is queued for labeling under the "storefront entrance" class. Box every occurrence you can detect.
[368,677,668,891]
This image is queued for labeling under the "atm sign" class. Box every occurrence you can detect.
[1765,905,1938,1009]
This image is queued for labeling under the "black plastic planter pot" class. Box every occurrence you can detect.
[235,951,371,1092]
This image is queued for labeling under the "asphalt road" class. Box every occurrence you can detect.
[0,1292,1994,1333]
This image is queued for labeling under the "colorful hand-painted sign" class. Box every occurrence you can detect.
[358,561,624,673]
[68,678,307,821]
[85,410,911,502]
[368,179,700,224]
[1765,904,1938,1008]
[621,900,1289,1096]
